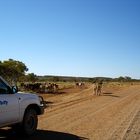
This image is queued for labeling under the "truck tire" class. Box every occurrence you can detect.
[22,109,38,135]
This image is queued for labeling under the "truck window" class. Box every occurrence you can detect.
[0,79,10,94]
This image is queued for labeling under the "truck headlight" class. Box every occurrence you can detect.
[38,96,47,108]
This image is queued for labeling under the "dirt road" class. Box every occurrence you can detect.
[1,84,140,140]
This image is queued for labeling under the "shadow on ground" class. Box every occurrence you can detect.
[102,92,120,98]
[0,129,88,140]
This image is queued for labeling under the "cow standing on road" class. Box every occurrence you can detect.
[93,81,103,96]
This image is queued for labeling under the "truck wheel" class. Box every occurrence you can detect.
[22,109,38,135]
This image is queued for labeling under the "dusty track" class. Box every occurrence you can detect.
[1,85,140,140]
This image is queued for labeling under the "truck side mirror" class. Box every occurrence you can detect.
[12,86,18,93]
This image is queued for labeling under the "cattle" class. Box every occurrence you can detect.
[93,81,103,96]
[20,82,59,93]
[75,82,85,88]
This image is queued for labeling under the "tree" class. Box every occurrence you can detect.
[124,76,132,81]
[0,59,28,84]
[26,73,38,83]
[52,76,60,82]
[117,76,125,82]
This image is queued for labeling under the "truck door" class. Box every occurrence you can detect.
[0,79,19,126]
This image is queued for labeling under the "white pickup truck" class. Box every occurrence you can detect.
[0,76,46,135]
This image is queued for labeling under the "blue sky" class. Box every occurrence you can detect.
[0,0,140,78]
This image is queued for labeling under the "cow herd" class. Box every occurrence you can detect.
[20,82,59,93]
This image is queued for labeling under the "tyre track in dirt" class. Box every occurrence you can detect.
[40,86,136,118]
[38,85,140,140]
[108,98,140,140]
[60,89,140,131]
[122,110,140,140]
[39,87,93,119]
